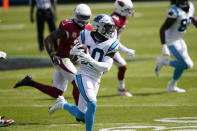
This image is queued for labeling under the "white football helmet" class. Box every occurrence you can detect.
[114,0,134,17]
[93,14,116,39]
[74,4,92,27]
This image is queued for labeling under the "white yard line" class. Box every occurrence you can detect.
[0,24,25,30]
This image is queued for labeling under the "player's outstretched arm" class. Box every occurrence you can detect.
[44,28,66,65]
[118,43,135,57]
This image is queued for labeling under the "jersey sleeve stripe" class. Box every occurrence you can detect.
[108,41,119,52]
[80,30,85,44]
[76,74,90,102]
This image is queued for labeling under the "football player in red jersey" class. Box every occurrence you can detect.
[111,0,135,97]
[14,4,93,105]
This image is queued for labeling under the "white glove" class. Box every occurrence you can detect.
[79,52,94,63]
[70,44,84,56]
[0,51,7,60]
[124,49,135,57]
[162,44,170,56]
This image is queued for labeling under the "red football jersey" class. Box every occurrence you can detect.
[111,12,128,36]
[56,19,93,58]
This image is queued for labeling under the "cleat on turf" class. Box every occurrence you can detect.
[166,82,186,93]
[14,75,32,88]
[76,118,85,123]
[0,116,14,127]
[48,96,66,115]
[118,89,132,97]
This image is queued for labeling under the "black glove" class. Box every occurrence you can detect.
[50,53,60,65]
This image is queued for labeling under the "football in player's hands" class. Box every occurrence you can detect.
[69,43,89,64]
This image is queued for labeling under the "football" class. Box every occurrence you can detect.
[69,44,89,64]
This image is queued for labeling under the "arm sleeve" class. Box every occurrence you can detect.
[167,7,179,18]
[89,55,113,72]
[118,42,129,52]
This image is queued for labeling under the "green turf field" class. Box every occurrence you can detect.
[0,1,197,131]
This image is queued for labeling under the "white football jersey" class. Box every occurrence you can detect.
[165,1,195,44]
[77,30,119,81]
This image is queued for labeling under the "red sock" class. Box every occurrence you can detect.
[118,65,127,80]
[33,82,63,98]
[72,80,79,105]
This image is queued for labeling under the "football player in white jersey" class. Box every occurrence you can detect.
[48,14,119,131]
[155,0,197,93]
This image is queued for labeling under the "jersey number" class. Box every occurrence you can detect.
[87,46,104,62]
[178,18,192,32]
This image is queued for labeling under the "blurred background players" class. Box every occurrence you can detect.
[48,14,119,131]
[111,0,135,97]
[30,0,58,52]
[14,4,93,105]
[0,116,14,127]
[155,0,197,93]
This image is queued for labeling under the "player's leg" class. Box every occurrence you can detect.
[113,52,132,97]
[59,58,79,105]
[167,40,193,92]
[36,10,45,52]
[0,116,14,127]
[13,70,64,98]
[76,74,98,131]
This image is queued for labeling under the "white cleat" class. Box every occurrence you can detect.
[48,96,66,115]
[166,82,186,93]
[155,56,165,76]
[118,89,132,97]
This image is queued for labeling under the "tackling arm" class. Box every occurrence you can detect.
[44,28,66,65]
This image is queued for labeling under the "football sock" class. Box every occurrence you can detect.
[72,80,79,105]
[118,66,127,80]
[34,82,63,98]
[169,79,177,88]
[85,101,96,131]
[118,79,125,90]
[63,103,85,121]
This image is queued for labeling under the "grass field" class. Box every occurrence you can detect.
[1,1,197,131]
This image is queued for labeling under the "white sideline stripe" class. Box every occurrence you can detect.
[0,24,25,30]
[1,104,197,108]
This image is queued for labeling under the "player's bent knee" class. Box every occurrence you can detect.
[186,62,194,69]
[87,101,97,111]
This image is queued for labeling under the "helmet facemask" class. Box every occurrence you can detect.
[176,0,189,8]
[93,14,116,39]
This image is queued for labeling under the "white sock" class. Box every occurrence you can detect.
[118,80,125,90]
[162,58,170,65]
[169,79,177,88]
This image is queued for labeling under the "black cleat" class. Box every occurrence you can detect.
[14,75,33,88]
[76,118,85,123]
